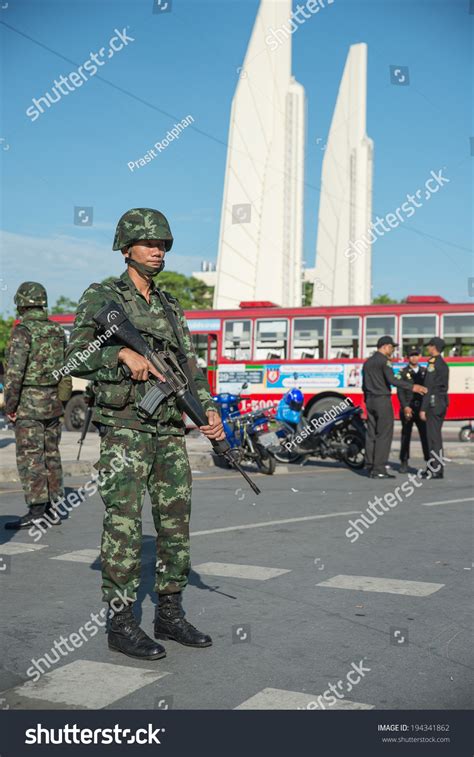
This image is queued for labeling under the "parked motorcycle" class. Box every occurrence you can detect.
[212,383,276,474]
[260,389,366,470]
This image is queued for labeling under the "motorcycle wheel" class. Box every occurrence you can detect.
[459,426,472,443]
[267,421,304,464]
[342,431,365,469]
[255,445,276,475]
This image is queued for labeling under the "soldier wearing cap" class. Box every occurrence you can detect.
[397,346,429,473]
[420,337,449,479]
[4,282,68,529]
[67,208,225,662]
[362,336,427,478]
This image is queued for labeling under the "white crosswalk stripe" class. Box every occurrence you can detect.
[50,549,100,563]
[5,660,170,709]
[234,687,374,710]
[193,562,291,581]
[421,497,474,507]
[0,542,48,555]
[317,574,444,596]
[190,511,362,536]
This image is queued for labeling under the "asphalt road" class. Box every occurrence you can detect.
[0,457,472,712]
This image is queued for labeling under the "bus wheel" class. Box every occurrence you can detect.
[64,394,87,432]
[306,395,348,423]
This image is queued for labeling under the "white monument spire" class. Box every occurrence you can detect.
[312,43,373,306]
[213,0,305,309]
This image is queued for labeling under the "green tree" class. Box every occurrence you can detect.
[152,271,214,309]
[372,294,399,304]
[0,316,15,368]
[303,281,314,306]
[51,296,78,314]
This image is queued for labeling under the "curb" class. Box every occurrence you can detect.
[0,452,214,483]
[0,448,471,484]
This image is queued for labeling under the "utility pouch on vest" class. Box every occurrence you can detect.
[58,376,72,402]
[95,379,133,409]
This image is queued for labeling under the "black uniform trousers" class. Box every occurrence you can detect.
[399,409,429,463]
[426,396,448,469]
[365,395,394,474]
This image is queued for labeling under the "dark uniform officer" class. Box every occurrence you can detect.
[67,208,225,662]
[420,337,449,479]
[397,346,429,472]
[4,282,68,529]
[362,336,427,478]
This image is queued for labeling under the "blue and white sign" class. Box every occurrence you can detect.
[187,318,221,332]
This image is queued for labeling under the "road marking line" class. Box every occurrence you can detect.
[193,562,291,581]
[317,574,444,596]
[50,549,100,563]
[0,542,48,555]
[191,511,361,537]
[234,687,374,710]
[421,497,474,507]
[5,660,169,709]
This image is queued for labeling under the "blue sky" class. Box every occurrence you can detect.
[0,0,472,314]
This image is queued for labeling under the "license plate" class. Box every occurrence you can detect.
[258,431,279,448]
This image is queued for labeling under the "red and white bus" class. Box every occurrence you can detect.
[52,295,474,428]
[184,296,474,423]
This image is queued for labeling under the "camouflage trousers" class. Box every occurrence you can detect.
[15,418,64,506]
[97,426,192,605]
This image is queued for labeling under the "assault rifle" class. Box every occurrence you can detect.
[93,302,261,496]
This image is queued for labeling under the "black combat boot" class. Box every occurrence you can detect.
[154,593,212,648]
[44,502,62,526]
[399,461,408,473]
[108,605,166,660]
[5,504,46,530]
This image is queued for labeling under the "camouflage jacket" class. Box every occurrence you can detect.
[66,270,216,434]
[4,308,66,419]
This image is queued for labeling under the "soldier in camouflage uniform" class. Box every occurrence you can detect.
[5,282,66,530]
[67,208,224,661]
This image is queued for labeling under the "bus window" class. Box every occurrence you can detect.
[365,315,396,357]
[223,320,252,360]
[401,315,437,355]
[443,314,474,356]
[330,317,360,358]
[191,333,208,368]
[292,318,325,359]
[255,319,288,360]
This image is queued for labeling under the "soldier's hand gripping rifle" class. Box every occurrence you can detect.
[77,383,95,461]
[93,302,261,496]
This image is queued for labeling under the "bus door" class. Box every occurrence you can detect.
[207,334,218,393]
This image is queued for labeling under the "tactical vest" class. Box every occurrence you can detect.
[21,315,65,386]
[90,278,185,425]
[99,278,183,352]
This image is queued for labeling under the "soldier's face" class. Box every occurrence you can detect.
[408,354,419,366]
[126,240,166,270]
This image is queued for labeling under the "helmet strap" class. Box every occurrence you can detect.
[125,252,164,277]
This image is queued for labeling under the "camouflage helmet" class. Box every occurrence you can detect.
[14,281,48,308]
[113,208,174,251]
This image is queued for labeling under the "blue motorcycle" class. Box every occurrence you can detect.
[260,389,366,470]
[212,383,276,475]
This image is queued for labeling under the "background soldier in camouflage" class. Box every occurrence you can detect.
[67,208,225,661]
[5,282,68,530]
